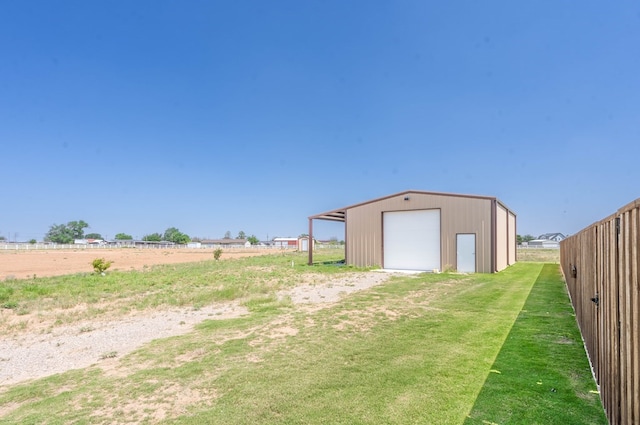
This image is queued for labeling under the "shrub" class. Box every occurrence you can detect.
[213,248,223,261]
[0,286,14,302]
[2,301,18,310]
[442,264,455,273]
[92,258,113,274]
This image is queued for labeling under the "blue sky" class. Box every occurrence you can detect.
[1,1,639,242]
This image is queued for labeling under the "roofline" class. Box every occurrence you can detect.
[309,189,515,221]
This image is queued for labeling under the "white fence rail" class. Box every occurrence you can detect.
[1,243,185,250]
[0,243,341,251]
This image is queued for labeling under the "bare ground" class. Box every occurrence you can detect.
[0,248,268,280]
[0,271,391,387]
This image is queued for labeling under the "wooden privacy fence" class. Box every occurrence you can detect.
[560,199,639,425]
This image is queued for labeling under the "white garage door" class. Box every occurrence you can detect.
[383,209,441,271]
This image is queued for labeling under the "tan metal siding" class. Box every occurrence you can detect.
[496,204,508,271]
[345,208,381,267]
[345,192,494,272]
[508,211,517,265]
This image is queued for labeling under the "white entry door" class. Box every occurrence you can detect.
[383,209,441,271]
[457,234,476,273]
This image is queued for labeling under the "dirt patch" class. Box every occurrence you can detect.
[0,248,269,280]
[0,271,394,388]
[89,383,218,423]
[279,272,390,305]
[0,303,248,386]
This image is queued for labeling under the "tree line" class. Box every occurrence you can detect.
[516,234,536,244]
[43,220,260,245]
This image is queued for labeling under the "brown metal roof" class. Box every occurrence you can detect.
[309,189,513,222]
[309,207,346,222]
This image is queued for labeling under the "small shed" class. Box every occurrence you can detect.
[308,190,516,273]
[298,236,314,252]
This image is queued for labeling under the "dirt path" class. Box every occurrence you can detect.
[0,272,391,387]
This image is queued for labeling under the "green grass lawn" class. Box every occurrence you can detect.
[0,258,604,424]
[464,264,606,424]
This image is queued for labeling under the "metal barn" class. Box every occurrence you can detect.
[308,190,516,273]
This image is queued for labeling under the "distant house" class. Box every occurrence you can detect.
[74,239,105,245]
[273,237,298,248]
[528,239,560,248]
[538,233,566,242]
[201,238,249,248]
[108,240,174,247]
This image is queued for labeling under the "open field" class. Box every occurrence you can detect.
[0,246,559,282]
[517,247,560,263]
[0,253,604,424]
[0,248,270,280]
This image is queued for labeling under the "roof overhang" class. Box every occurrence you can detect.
[309,208,346,222]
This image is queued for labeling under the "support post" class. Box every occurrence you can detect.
[308,218,314,265]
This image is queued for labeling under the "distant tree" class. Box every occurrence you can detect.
[163,227,190,244]
[0,236,5,241]
[29,239,37,244]
[67,220,89,239]
[247,235,259,245]
[115,233,133,240]
[85,233,103,240]
[517,234,536,244]
[298,233,309,238]
[142,233,162,242]
[224,231,231,239]
[237,230,246,240]
[45,224,72,244]
[190,236,202,242]
[44,220,89,244]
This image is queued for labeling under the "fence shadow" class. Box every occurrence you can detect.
[464,264,606,424]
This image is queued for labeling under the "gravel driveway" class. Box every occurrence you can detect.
[0,272,390,387]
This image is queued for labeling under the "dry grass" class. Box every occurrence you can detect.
[517,248,560,263]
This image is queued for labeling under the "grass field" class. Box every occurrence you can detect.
[0,252,604,424]
[517,247,560,263]
[0,250,348,335]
